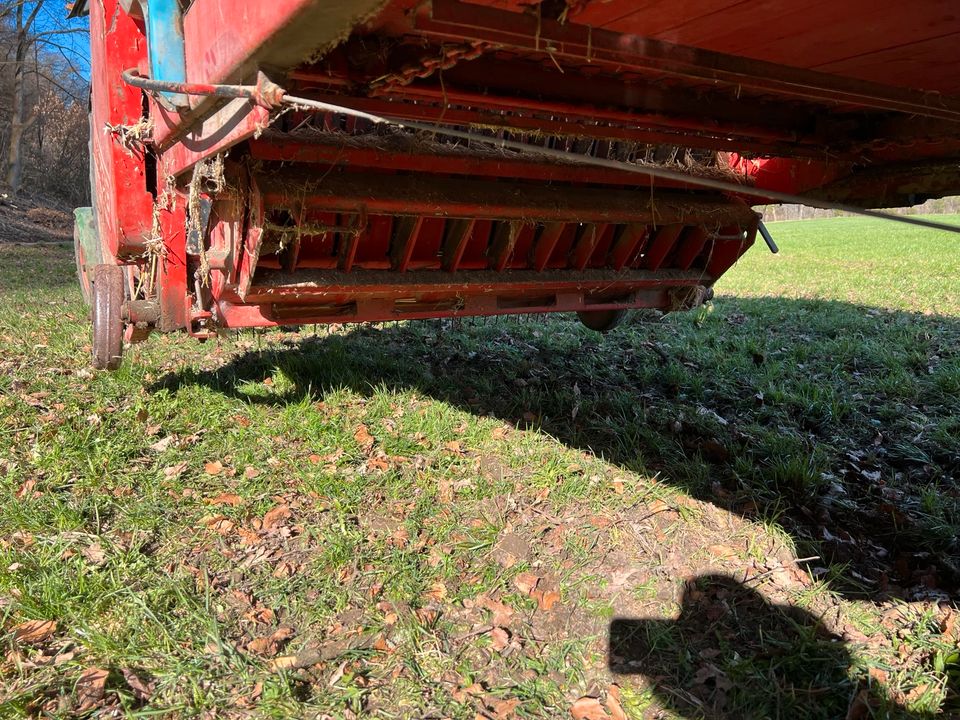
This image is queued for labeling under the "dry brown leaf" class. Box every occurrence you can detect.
[536,589,561,612]
[244,466,260,479]
[570,696,610,720]
[82,543,107,566]
[151,436,174,453]
[366,455,390,472]
[269,655,299,671]
[479,596,515,627]
[490,626,510,652]
[272,561,296,579]
[845,689,872,720]
[204,460,224,476]
[121,667,155,701]
[354,424,375,448]
[425,581,448,602]
[940,607,958,639]
[247,636,278,656]
[451,682,484,702]
[388,526,410,548]
[648,499,669,513]
[200,514,235,535]
[262,505,292,531]
[513,572,540,596]
[491,697,521,719]
[207,493,243,507]
[707,544,739,561]
[163,461,188,479]
[76,667,109,712]
[605,685,627,720]
[438,480,453,504]
[444,440,465,454]
[13,619,56,645]
[15,479,36,499]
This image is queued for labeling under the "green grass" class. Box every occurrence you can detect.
[0,215,958,718]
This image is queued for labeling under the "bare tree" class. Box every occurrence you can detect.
[1,0,87,195]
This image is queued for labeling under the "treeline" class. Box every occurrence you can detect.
[757,196,960,223]
[0,1,89,207]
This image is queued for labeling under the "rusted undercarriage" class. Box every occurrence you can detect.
[71,0,960,367]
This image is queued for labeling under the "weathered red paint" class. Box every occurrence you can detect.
[87,0,153,259]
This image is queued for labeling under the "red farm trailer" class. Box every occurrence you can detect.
[69,0,960,369]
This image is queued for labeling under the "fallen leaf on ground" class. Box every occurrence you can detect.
[204,461,224,476]
[425,581,447,602]
[707,544,739,561]
[76,667,109,712]
[570,696,610,720]
[200,514,235,535]
[150,436,174,453]
[13,619,56,644]
[121,667,155,701]
[535,588,561,611]
[451,682,484,702]
[513,572,540,595]
[444,440,465,454]
[388,527,410,548]
[605,685,627,720]
[15,479,36,499]
[366,456,390,472]
[479,596,515,627]
[82,542,107,566]
[207,493,243,507]
[490,626,511,651]
[354,424,375,448]
[247,626,294,657]
[262,505,291,531]
[163,461,188,479]
[491,697,521,719]
[647,499,669,513]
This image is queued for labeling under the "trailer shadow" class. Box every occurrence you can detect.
[152,297,960,606]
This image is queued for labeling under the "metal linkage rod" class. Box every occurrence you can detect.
[122,69,286,109]
[122,69,960,236]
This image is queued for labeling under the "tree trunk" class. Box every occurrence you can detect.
[5,2,41,195]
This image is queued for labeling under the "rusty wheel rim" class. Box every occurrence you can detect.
[92,264,124,370]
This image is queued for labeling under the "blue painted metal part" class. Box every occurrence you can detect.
[145,0,188,108]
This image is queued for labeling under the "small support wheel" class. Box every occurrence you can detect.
[577,309,627,333]
[92,264,124,370]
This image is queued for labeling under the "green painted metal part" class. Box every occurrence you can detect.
[74,207,103,268]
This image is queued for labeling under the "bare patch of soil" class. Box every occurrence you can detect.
[0,191,73,244]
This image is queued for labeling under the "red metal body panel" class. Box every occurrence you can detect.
[87,0,153,259]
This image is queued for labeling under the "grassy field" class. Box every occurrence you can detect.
[0,215,958,719]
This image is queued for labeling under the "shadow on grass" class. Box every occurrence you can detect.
[152,297,960,604]
[609,573,953,719]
